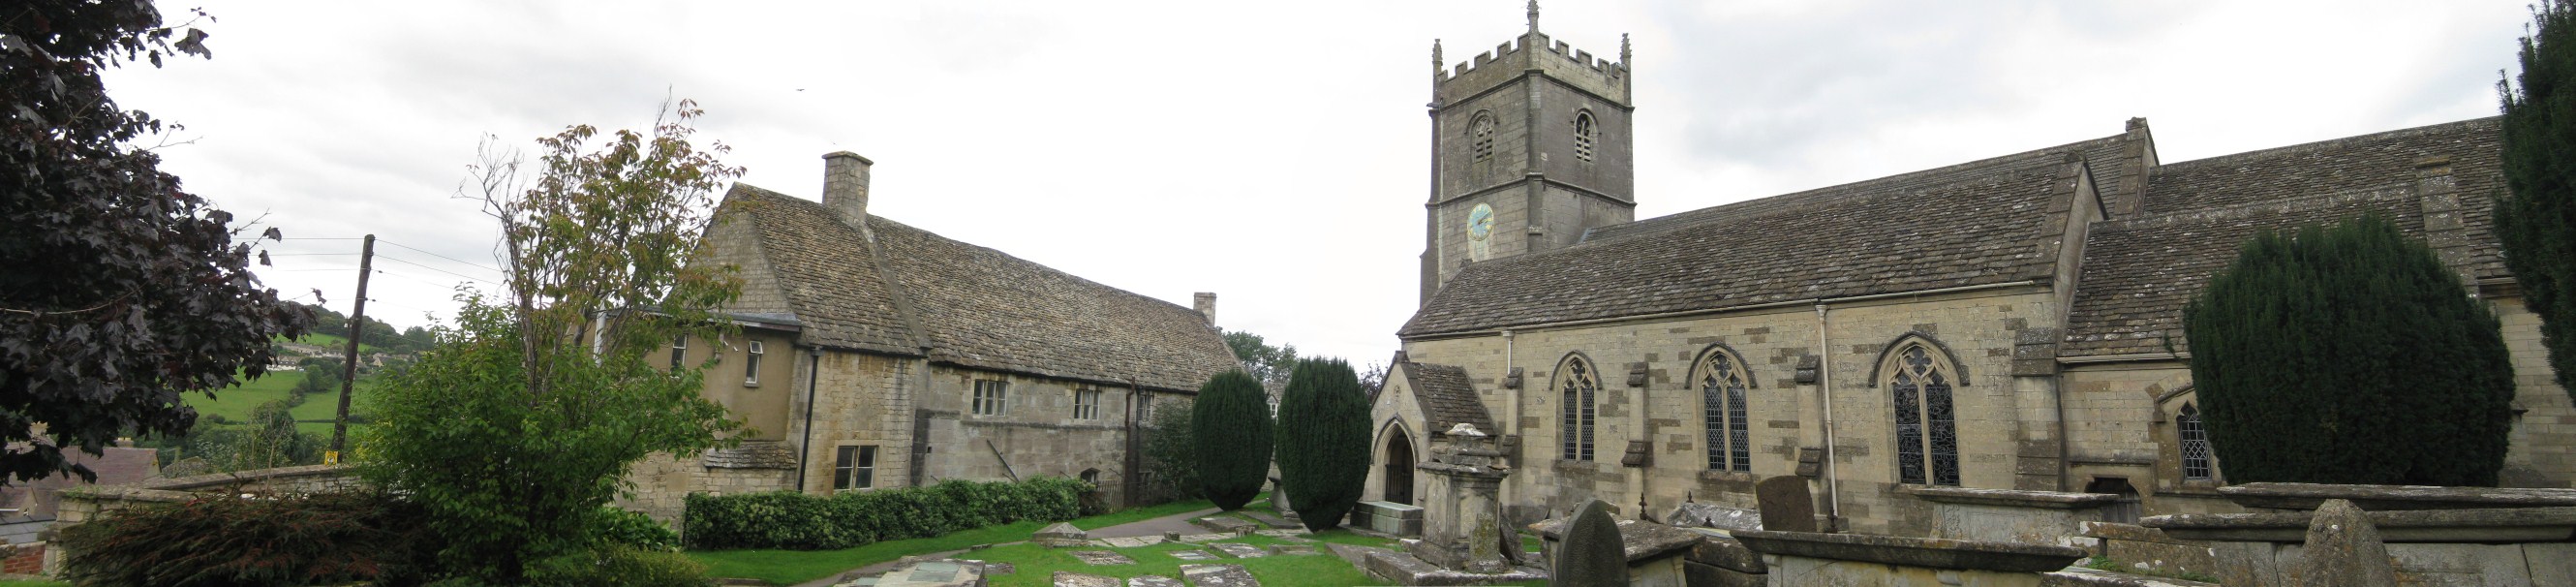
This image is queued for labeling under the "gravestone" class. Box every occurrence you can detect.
[1755,476,1819,533]
[1035,522,1089,547]
[1552,499,1628,587]
[1266,543,1318,556]
[1067,550,1135,566]
[1211,542,1268,558]
[1168,549,1217,561]
[1127,576,1183,587]
[1179,564,1260,587]
[1052,571,1122,587]
[2287,499,2397,587]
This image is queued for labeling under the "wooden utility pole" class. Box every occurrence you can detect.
[328,234,375,459]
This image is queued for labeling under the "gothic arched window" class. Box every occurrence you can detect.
[1886,343,1960,486]
[2178,403,2213,480]
[1573,110,1597,163]
[1557,355,1598,461]
[1698,346,1752,472]
[1471,112,1497,162]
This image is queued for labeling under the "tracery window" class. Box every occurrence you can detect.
[2179,403,2213,480]
[1887,344,1960,486]
[1573,110,1596,163]
[1699,347,1752,472]
[1470,113,1496,162]
[1558,355,1598,461]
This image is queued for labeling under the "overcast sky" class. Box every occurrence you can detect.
[107,0,2530,363]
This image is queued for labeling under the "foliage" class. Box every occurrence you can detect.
[1193,370,1273,510]
[2182,214,2515,485]
[1553,499,1626,587]
[1,0,313,486]
[222,399,322,470]
[2500,0,2576,399]
[527,545,711,587]
[1222,330,1300,389]
[1273,358,1369,531]
[54,491,430,587]
[1140,402,1203,504]
[358,101,746,582]
[297,301,436,355]
[683,477,1088,550]
[594,507,681,551]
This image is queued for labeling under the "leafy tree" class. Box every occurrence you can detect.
[2500,0,2576,399]
[1192,370,1273,510]
[1,1,311,485]
[1223,330,1300,387]
[2182,214,2515,485]
[1273,357,1369,531]
[360,101,745,582]
[226,400,319,471]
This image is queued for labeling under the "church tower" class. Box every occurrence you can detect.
[1421,1,1636,303]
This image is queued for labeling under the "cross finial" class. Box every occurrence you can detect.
[1526,0,1541,34]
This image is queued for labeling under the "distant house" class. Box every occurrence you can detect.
[620,153,1236,520]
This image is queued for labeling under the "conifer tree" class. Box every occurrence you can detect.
[2500,0,2576,398]
[1192,370,1273,510]
[1273,357,1369,531]
[2182,214,2515,486]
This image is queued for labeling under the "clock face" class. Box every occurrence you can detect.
[1467,203,1495,241]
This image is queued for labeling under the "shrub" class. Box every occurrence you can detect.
[527,545,712,587]
[683,477,1088,550]
[2182,214,2516,485]
[1553,499,1627,587]
[1140,403,1202,504]
[1273,357,1369,531]
[1193,370,1273,510]
[55,491,428,587]
[593,507,681,551]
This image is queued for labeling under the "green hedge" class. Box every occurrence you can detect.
[684,477,1087,550]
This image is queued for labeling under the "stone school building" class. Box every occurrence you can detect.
[1370,15,2570,538]
[620,153,1237,520]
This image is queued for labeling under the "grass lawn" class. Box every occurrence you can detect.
[690,499,1218,586]
[189,369,376,438]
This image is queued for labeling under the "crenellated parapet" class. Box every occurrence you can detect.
[1434,31,1630,106]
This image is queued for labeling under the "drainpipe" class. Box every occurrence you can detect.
[1815,303,1842,530]
[1501,330,1518,520]
[795,347,823,493]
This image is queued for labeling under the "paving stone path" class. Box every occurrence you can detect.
[1067,550,1136,566]
[1210,542,1268,559]
[1179,564,1260,587]
[1051,571,1121,587]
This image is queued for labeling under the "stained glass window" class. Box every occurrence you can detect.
[1560,356,1597,461]
[1889,344,1959,486]
[1700,350,1752,472]
[2179,403,2212,480]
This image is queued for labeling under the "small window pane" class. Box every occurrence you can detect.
[670,335,688,369]
[833,446,857,490]
[745,341,763,385]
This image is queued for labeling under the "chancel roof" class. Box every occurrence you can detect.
[716,185,1238,392]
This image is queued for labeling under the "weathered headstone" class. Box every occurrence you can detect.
[1755,476,1819,533]
[1553,499,1628,587]
[1067,550,1136,566]
[2287,499,2397,587]
[1179,563,1260,587]
[1036,522,1090,547]
[1052,571,1122,587]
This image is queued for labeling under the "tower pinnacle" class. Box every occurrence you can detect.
[1526,0,1540,34]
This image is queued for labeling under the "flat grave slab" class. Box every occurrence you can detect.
[1179,564,1260,587]
[1067,550,1136,566]
[1101,537,1163,548]
[1210,542,1267,558]
[1167,548,1218,561]
[1265,543,1319,556]
[1052,571,1122,587]
[1176,533,1232,543]
[1126,575,1184,587]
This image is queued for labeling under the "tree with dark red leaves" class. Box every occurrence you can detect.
[2,2,309,485]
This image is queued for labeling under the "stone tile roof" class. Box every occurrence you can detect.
[1402,134,2126,337]
[1400,362,1494,435]
[717,186,1237,392]
[2059,117,2506,357]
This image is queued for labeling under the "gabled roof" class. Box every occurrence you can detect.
[1400,133,2131,337]
[715,185,1237,392]
[2059,117,2507,358]
[1398,362,1494,435]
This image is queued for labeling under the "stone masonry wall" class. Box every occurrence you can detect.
[918,365,1138,506]
[1400,287,2063,536]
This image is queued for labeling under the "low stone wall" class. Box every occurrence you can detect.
[2078,522,2215,579]
[2146,491,2576,585]
[1733,529,2087,587]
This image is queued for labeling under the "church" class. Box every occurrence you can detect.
[1369,8,2571,537]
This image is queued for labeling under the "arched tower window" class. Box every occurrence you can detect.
[1886,343,1960,486]
[1573,110,1597,163]
[2178,403,2212,480]
[1471,112,1497,162]
[1697,346,1752,472]
[1557,355,1598,461]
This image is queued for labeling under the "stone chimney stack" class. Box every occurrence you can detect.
[822,151,873,220]
[1193,293,1216,324]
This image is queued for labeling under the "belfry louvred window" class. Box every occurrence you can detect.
[1558,355,1598,461]
[1573,110,1596,163]
[1888,344,1960,486]
[1699,348,1751,472]
[1471,113,1497,162]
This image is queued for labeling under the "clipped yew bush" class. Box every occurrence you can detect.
[1273,357,1369,531]
[683,477,1086,550]
[1193,370,1274,510]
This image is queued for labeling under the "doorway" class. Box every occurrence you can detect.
[1384,428,1415,505]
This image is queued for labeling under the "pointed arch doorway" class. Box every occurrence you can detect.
[1384,427,1416,505]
